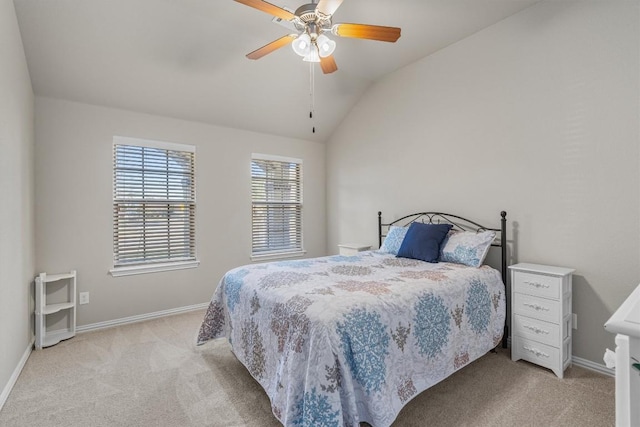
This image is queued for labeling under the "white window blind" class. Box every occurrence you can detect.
[251,155,303,257]
[113,138,196,268]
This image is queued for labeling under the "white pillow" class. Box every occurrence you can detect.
[440,230,496,267]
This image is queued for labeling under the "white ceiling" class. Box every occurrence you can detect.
[14,0,538,142]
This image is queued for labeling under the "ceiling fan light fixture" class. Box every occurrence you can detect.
[292,33,311,57]
[316,34,336,57]
[236,0,399,75]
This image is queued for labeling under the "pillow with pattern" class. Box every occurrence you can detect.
[379,226,408,255]
[440,230,496,267]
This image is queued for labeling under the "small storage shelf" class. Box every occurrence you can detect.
[35,270,76,350]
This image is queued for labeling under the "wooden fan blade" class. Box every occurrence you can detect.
[316,0,343,16]
[320,54,338,74]
[234,0,295,21]
[246,34,296,60]
[333,23,401,42]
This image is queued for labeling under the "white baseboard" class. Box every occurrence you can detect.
[76,302,209,333]
[572,355,615,377]
[507,336,614,377]
[1,337,34,411]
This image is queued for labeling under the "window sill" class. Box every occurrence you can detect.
[250,250,307,263]
[109,260,200,277]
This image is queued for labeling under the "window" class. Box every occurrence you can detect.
[251,154,304,259]
[110,136,198,276]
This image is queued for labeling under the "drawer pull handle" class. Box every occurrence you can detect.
[523,324,550,335]
[523,302,550,312]
[523,345,550,358]
[524,280,549,289]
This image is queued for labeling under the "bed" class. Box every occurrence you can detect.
[197,211,508,427]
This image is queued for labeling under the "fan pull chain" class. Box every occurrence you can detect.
[309,61,315,133]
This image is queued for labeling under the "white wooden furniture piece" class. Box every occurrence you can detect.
[338,244,371,256]
[35,270,76,350]
[509,263,574,378]
[605,283,640,427]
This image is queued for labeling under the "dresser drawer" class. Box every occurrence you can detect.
[513,336,560,373]
[513,271,561,300]
[513,293,560,324]
[513,314,560,347]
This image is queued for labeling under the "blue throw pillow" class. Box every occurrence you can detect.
[397,222,453,263]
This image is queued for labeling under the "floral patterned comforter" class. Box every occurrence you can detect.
[197,251,505,427]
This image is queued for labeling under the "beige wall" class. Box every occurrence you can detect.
[35,97,326,327]
[0,0,35,403]
[327,1,640,364]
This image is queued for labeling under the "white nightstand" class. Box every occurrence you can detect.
[509,263,575,378]
[338,244,371,256]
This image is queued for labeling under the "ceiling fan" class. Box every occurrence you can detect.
[235,0,401,74]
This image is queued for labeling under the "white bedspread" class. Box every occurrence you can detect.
[198,251,505,427]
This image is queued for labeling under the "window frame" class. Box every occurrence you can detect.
[109,136,199,277]
[250,153,305,261]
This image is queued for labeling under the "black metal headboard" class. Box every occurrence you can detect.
[378,211,508,348]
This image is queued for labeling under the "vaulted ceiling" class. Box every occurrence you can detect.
[14,0,538,142]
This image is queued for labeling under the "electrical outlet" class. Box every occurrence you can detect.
[572,313,577,329]
[79,292,90,305]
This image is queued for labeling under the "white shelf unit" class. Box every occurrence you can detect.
[35,270,76,350]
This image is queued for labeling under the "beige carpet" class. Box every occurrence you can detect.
[0,310,614,426]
